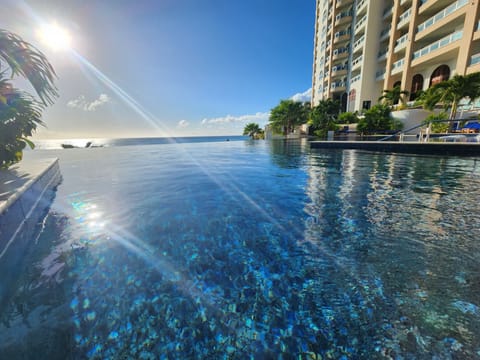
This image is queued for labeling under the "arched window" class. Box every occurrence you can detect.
[393,81,401,88]
[410,74,424,101]
[429,65,450,87]
[349,89,356,101]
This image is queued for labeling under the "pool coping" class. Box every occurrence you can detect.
[0,158,61,260]
[309,141,480,156]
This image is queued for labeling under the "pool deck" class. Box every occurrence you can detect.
[309,141,480,156]
[0,158,61,260]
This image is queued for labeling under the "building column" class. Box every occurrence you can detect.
[456,1,480,75]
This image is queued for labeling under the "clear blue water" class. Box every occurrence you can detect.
[1,138,480,359]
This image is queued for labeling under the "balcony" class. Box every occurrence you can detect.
[335,11,353,26]
[332,65,348,77]
[333,47,349,60]
[394,34,408,53]
[380,26,391,41]
[412,30,463,60]
[417,0,468,34]
[472,53,480,66]
[355,15,367,34]
[383,7,393,19]
[378,47,389,60]
[397,8,411,30]
[351,74,361,83]
[336,0,353,9]
[376,70,386,80]
[352,55,363,70]
[357,0,367,15]
[331,81,346,92]
[391,58,405,75]
[353,35,365,51]
[334,30,351,44]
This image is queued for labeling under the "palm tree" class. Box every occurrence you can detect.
[0,29,57,168]
[269,100,309,135]
[419,73,480,120]
[243,122,262,139]
[0,29,58,105]
[378,85,409,106]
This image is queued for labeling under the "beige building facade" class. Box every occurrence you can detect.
[312,0,480,112]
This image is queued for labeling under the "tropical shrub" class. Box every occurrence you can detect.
[338,111,358,124]
[357,104,403,134]
[422,112,449,133]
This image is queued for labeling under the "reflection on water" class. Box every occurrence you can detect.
[1,141,480,358]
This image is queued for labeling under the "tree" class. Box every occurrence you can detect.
[268,100,309,135]
[378,85,409,106]
[417,73,480,120]
[357,104,403,134]
[0,29,57,168]
[308,98,340,137]
[243,123,264,139]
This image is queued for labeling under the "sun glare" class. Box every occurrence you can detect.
[37,23,72,51]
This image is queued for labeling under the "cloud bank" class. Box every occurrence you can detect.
[67,94,110,111]
[290,88,312,102]
[201,112,269,125]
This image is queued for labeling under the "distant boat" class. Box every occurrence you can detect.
[61,141,103,149]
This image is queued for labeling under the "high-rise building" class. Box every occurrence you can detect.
[312,0,480,112]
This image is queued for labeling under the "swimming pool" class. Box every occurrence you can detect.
[1,139,480,359]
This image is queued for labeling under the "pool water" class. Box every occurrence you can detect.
[1,139,480,359]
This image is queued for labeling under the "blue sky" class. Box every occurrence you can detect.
[1,0,314,138]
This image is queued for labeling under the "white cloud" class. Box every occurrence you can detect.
[67,93,110,111]
[201,112,269,125]
[177,119,190,128]
[290,88,312,102]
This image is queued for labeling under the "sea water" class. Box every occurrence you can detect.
[1,138,480,359]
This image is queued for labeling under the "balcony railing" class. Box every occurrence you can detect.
[336,11,353,23]
[383,7,392,18]
[355,15,367,32]
[470,53,480,66]
[391,58,405,74]
[376,70,385,80]
[334,30,350,38]
[332,65,348,73]
[352,55,363,67]
[417,0,468,33]
[380,26,391,40]
[394,34,408,52]
[397,8,411,28]
[412,30,463,60]
[331,81,346,89]
[357,0,367,13]
[353,35,365,49]
[351,74,361,83]
[378,48,389,59]
[333,47,349,56]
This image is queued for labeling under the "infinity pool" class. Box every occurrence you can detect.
[1,139,480,359]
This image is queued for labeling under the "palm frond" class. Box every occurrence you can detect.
[0,29,58,105]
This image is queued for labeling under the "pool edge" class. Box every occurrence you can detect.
[0,158,61,259]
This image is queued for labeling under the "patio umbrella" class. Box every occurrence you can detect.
[462,122,480,130]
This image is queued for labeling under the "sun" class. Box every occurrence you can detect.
[37,22,72,51]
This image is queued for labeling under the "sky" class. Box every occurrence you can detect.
[1,0,314,138]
